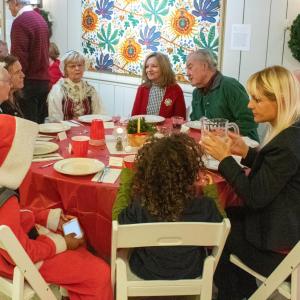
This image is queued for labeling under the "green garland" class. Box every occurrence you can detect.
[288,14,300,63]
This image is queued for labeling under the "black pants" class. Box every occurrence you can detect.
[214,219,286,300]
[19,79,49,124]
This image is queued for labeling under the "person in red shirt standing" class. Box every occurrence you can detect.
[7,0,49,124]
[48,42,63,90]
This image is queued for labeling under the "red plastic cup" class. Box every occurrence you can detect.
[89,119,105,147]
[90,119,105,140]
[123,155,136,169]
[71,136,89,157]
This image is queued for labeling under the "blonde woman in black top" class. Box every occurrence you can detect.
[202,66,300,299]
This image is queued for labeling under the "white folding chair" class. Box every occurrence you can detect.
[230,241,300,300]
[0,225,65,300]
[111,219,231,300]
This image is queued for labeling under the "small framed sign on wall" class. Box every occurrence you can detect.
[81,0,226,82]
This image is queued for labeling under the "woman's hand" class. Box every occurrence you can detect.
[227,132,249,158]
[201,132,232,161]
[64,233,85,250]
[58,213,76,232]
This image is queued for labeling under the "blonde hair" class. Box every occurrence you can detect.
[60,50,86,76]
[142,52,176,88]
[247,65,300,145]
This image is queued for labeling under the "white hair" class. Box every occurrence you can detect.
[188,49,217,70]
[60,50,86,76]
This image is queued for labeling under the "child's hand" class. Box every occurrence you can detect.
[58,213,76,231]
[64,233,84,250]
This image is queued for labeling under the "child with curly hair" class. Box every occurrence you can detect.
[117,133,222,280]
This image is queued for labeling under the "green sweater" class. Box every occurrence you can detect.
[190,73,259,142]
[112,168,226,220]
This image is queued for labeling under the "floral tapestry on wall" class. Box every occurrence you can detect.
[81,0,224,82]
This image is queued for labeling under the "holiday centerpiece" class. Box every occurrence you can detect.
[127,117,156,147]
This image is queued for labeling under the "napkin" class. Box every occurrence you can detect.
[180,124,190,133]
[101,168,121,183]
[91,168,121,184]
[105,135,138,155]
[104,122,115,129]
[32,153,63,162]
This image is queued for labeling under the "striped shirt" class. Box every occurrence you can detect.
[11,10,49,80]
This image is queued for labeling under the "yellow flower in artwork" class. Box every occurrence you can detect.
[82,8,98,32]
[120,38,142,64]
[170,8,196,37]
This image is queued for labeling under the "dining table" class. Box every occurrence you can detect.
[19,118,243,259]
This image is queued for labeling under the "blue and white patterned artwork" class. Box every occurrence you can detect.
[81,0,223,82]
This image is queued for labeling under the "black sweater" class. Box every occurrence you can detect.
[118,196,222,280]
[219,121,300,251]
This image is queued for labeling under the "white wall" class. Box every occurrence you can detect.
[3,0,300,117]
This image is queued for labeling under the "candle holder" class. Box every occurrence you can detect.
[113,126,126,151]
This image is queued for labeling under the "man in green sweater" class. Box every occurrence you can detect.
[186,49,259,142]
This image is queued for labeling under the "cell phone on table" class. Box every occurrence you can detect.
[62,218,83,239]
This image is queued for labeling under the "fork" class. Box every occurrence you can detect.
[98,166,110,182]
[70,120,84,126]
[39,162,56,168]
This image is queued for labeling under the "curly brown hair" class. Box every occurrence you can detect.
[132,133,205,222]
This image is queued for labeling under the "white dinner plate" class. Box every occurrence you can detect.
[54,158,105,176]
[34,142,59,156]
[39,123,71,133]
[202,155,243,171]
[185,121,201,130]
[131,115,165,123]
[78,114,112,123]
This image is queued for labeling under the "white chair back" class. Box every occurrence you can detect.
[230,241,300,300]
[0,225,57,300]
[111,219,231,300]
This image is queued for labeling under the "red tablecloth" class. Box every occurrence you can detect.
[19,121,242,259]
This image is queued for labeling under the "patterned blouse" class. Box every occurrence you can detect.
[47,78,105,121]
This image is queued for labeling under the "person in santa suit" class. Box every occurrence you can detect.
[0,113,112,300]
[131,52,186,119]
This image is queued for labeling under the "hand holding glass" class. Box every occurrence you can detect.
[201,118,239,142]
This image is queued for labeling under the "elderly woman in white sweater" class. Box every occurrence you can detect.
[47,50,105,121]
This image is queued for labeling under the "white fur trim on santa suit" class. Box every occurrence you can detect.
[36,224,67,254]
[47,208,62,232]
[46,232,67,254]
[0,115,38,189]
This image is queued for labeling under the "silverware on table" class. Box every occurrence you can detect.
[33,153,61,159]
[70,120,84,126]
[39,162,56,168]
[97,166,110,183]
